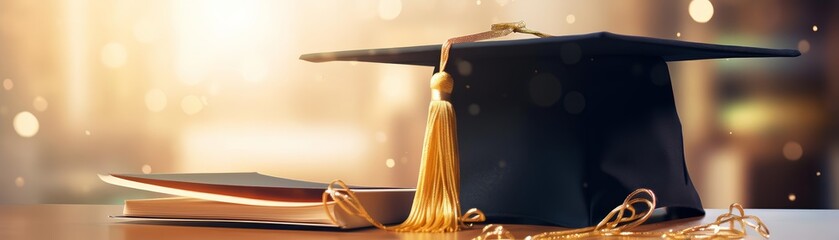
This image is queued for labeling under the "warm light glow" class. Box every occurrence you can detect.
[15,177,25,188]
[378,65,416,107]
[145,89,168,112]
[2,78,12,90]
[85,130,91,136]
[173,0,286,87]
[812,25,818,32]
[133,17,161,43]
[783,141,804,161]
[816,171,821,176]
[142,164,152,174]
[689,0,714,23]
[566,14,576,24]
[65,0,91,126]
[676,32,682,37]
[13,111,40,138]
[100,42,128,68]
[386,158,396,168]
[181,95,204,115]
[176,125,370,180]
[33,96,48,112]
[798,39,811,54]
[375,131,388,143]
[476,0,481,6]
[378,0,402,20]
[704,147,746,208]
[788,193,797,202]
[241,57,268,83]
[722,101,773,134]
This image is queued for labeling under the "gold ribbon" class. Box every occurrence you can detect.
[439,21,551,72]
[474,189,771,240]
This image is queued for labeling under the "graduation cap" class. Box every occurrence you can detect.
[302,24,799,229]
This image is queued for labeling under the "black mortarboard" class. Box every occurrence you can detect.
[301,32,799,228]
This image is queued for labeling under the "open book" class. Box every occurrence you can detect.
[99,173,415,229]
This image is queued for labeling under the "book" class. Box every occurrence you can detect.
[99,172,415,229]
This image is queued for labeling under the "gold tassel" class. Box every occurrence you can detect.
[322,21,551,233]
[392,71,462,232]
[393,22,550,233]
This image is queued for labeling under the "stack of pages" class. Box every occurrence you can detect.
[100,173,415,229]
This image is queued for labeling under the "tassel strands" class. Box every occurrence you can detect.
[392,22,550,233]
[392,72,462,232]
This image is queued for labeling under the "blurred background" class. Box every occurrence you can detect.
[0,0,836,209]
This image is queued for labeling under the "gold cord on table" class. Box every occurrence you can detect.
[474,189,770,240]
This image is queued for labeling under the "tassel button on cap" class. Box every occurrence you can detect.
[430,71,454,100]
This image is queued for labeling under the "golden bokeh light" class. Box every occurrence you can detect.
[812,25,818,32]
[689,0,714,23]
[386,158,396,168]
[798,39,811,54]
[13,111,40,138]
[32,96,48,112]
[816,171,821,177]
[15,177,25,188]
[783,141,804,161]
[100,42,128,68]
[2,78,12,90]
[495,0,510,7]
[476,0,482,6]
[378,65,416,107]
[788,193,797,202]
[457,60,473,76]
[145,89,168,112]
[378,0,402,20]
[468,103,481,116]
[566,14,576,24]
[142,164,152,174]
[676,32,682,38]
[180,95,204,115]
[85,130,91,136]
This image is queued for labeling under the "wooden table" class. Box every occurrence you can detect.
[1,204,837,239]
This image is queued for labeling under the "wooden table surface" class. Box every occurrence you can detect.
[1,204,837,239]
